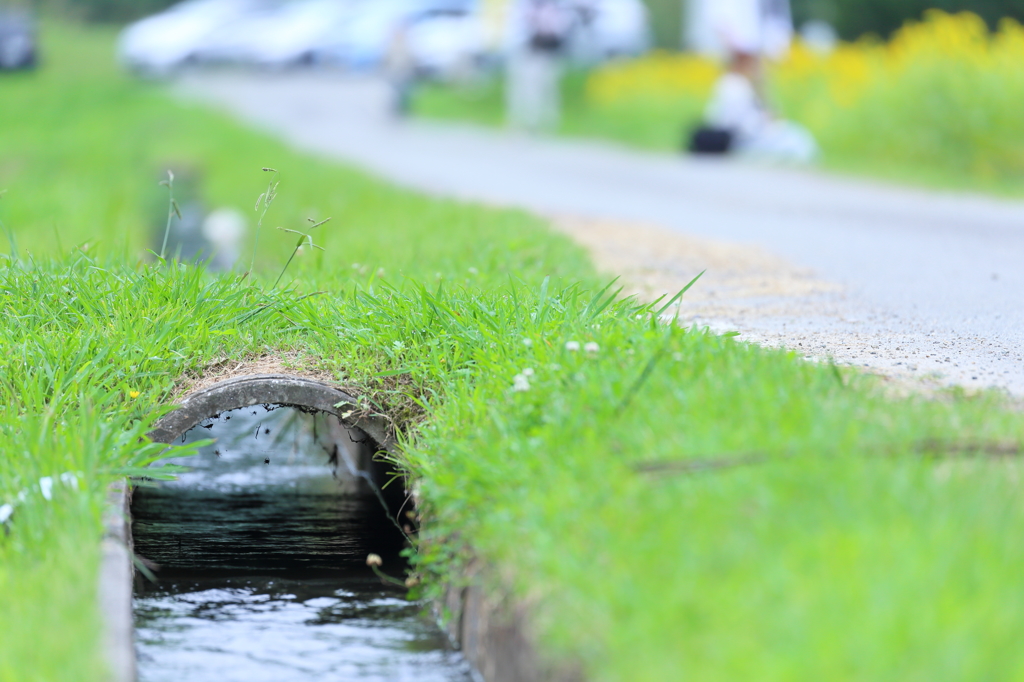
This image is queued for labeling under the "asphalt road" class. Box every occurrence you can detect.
[178,73,1024,395]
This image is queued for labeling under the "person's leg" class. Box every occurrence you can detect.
[537,52,561,131]
[506,49,529,129]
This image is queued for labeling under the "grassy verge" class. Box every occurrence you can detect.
[415,70,705,152]
[3,23,1024,682]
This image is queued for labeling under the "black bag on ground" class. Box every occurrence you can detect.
[687,126,734,155]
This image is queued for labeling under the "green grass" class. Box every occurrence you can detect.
[3,24,1024,682]
[415,71,706,152]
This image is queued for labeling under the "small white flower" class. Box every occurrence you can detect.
[522,368,535,377]
[565,341,580,352]
[584,342,600,353]
[522,338,533,347]
[60,472,79,490]
[512,374,531,392]
[0,503,13,524]
[39,477,54,501]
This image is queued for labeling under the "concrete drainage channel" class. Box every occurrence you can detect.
[99,374,560,682]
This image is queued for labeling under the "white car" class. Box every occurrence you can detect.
[586,0,649,58]
[118,0,264,75]
[404,10,484,77]
[192,0,356,67]
[315,0,472,69]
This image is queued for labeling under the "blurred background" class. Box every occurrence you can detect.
[2,0,1023,265]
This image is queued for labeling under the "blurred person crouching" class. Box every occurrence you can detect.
[690,0,816,162]
[506,0,573,132]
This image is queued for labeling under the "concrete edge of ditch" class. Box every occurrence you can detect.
[440,567,584,682]
[98,373,571,682]
[100,481,135,682]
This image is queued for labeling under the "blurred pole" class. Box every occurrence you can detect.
[643,0,684,50]
[684,0,719,55]
[481,0,512,53]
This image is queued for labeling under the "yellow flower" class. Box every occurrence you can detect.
[129,390,140,399]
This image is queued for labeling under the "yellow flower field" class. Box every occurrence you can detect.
[585,11,1024,189]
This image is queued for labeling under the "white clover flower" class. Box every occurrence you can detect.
[584,342,600,353]
[522,368,535,377]
[522,338,533,347]
[39,476,54,501]
[512,373,531,392]
[0,503,13,524]
[565,341,580,352]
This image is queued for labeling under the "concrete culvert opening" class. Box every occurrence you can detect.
[129,375,474,682]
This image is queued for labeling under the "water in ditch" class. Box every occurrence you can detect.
[132,405,474,682]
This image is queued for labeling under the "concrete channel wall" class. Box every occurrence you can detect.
[442,572,584,682]
[99,373,566,682]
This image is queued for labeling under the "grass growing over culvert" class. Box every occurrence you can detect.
[3,22,1024,682]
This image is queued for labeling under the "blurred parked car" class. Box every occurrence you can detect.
[192,0,357,67]
[583,0,649,59]
[118,0,264,75]
[393,6,484,77]
[0,9,36,71]
[315,0,473,70]
[118,0,646,76]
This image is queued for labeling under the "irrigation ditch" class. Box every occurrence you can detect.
[100,374,570,682]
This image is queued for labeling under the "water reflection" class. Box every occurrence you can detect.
[132,405,473,682]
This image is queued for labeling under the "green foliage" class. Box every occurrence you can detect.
[414,69,704,152]
[24,0,177,23]
[792,0,1024,39]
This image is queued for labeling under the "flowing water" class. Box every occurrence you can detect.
[132,406,474,682]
